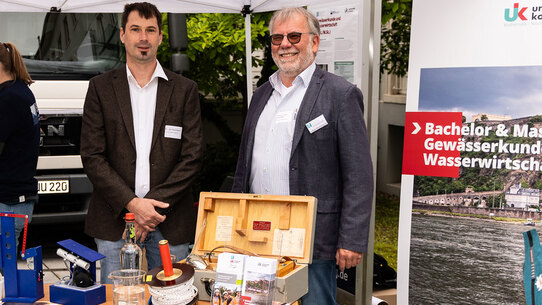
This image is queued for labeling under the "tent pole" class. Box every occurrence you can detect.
[244,9,253,107]
[357,0,381,303]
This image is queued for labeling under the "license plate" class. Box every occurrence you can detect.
[38,180,69,194]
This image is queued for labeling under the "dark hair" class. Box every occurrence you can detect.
[0,42,33,85]
[121,2,162,33]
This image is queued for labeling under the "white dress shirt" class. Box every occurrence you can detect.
[126,61,168,198]
[250,63,316,195]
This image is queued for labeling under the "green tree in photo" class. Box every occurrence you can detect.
[381,0,412,77]
[533,179,542,190]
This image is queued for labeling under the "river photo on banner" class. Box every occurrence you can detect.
[410,213,525,305]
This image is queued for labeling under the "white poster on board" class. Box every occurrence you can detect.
[399,1,542,304]
[308,2,361,87]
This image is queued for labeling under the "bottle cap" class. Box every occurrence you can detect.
[125,213,135,221]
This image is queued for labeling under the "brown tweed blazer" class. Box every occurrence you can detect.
[80,66,203,245]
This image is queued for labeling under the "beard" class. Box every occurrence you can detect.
[130,42,154,62]
[272,39,315,77]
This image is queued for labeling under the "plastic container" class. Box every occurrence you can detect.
[109,269,146,305]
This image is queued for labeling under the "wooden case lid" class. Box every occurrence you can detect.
[193,192,317,265]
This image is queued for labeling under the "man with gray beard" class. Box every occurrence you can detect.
[232,7,373,304]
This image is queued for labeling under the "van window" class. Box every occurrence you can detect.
[0,12,125,80]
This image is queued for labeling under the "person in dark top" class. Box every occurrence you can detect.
[0,42,40,252]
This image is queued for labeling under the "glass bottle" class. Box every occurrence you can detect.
[119,212,142,270]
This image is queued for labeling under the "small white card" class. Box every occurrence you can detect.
[164,125,183,139]
[305,114,328,134]
[275,111,293,123]
[215,216,233,242]
[272,228,306,258]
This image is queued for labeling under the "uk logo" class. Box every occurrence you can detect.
[505,3,528,21]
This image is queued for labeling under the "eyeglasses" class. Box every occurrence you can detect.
[270,32,312,45]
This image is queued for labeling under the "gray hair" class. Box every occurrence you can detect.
[269,7,320,35]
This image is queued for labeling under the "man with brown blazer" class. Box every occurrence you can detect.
[80,2,202,283]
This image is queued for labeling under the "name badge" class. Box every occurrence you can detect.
[305,114,328,134]
[275,111,293,123]
[164,125,183,139]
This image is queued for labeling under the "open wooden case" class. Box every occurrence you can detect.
[191,192,317,303]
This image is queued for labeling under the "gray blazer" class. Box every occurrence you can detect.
[232,67,373,260]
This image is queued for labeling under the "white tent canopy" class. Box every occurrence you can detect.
[0,0,330,101]
[0,0,325,13]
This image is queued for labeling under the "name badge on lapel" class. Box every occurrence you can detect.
[164,125,183,139]
[305,115,328,134]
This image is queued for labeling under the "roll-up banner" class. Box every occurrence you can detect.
[399,1,542,304]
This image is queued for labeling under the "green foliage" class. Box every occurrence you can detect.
[375,193,399,270]
[157,13,172,68]
[158,13,271,96]
[184,13,271,104]
[415,210,525,223]
[530,115,542,123]
[486,194,505,208]
[481,114,488,121]
[492,216,522,222]
[158,12,273,104]
[533,179,542,190]
[381,0,411,25]
[380,0,412,77]
[415,174,505,196]
[414,177,466,196]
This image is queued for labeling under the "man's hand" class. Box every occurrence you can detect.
[336,248,362,271]
[126,197,169,242]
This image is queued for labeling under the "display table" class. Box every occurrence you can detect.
[41,284,210,305]
[41,284,300,305]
